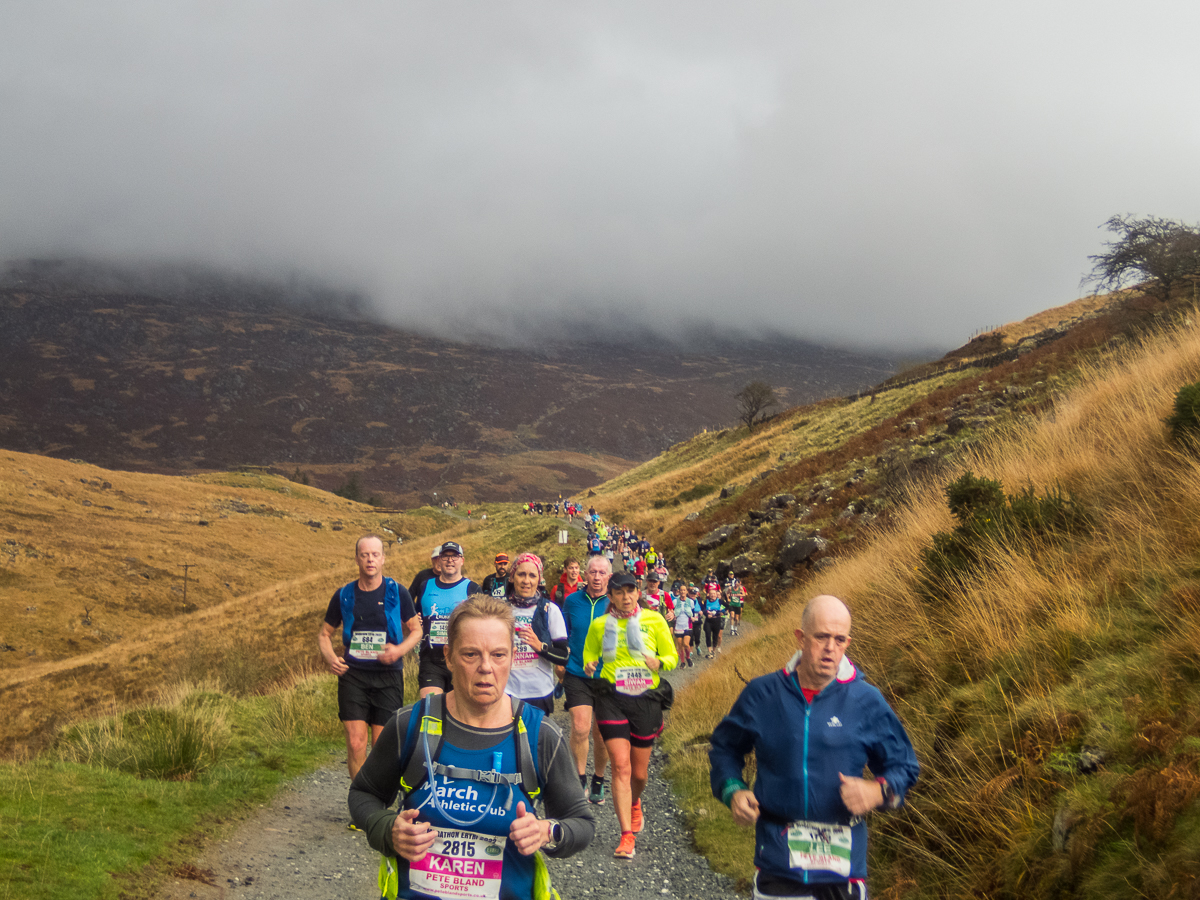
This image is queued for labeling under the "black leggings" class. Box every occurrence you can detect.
[704,617,724,649]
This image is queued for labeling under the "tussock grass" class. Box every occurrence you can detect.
[665,312,1200,898]
[2,673,346,900]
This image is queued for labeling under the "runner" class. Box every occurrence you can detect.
[561,556,613,804]
[702,582,726,659]
[709,595,919,899]
[672,587,694,668]
[727,582,746,636]
[504,553,569,714]
[481,552,511,599]
[413,542,482,698]
[689,585,704,655]
[550,557,584,606]
[318,534,422,780]
[349,597,596,899]
[582,571,679,859]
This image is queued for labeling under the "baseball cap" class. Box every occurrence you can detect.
[609,572,637,589]
[439,541,465,557]
[430,543,443,559]
[494,552,510,563]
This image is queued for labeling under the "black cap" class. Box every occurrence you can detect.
[439,541,464,556]
[609,572,637,589]
[645,572,660,583]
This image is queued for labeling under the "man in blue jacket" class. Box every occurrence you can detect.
[562,554,613,804]
[709,595,919,899]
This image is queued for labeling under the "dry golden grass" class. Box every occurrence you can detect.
[0,454,543,759]
[664,309,1200,897]
[589,370,982,535]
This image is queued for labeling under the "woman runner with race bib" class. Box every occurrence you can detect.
[581,571,678,860]
[350,596,595,900]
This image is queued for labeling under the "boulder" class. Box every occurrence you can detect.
[729,552,770,578]
[767,492,797,509]
[698,524,737,552]
[777,527,827,571]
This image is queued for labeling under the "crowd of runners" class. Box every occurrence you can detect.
[320,508,919,900]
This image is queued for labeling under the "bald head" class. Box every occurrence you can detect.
[801,594,851,633]
[795,595,852,690]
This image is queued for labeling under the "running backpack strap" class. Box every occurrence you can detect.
[511,696,543,801]
[398,695,446,799]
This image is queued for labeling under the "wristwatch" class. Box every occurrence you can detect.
[544,819,564,851]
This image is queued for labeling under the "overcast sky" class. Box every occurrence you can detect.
[3,2,1199,351]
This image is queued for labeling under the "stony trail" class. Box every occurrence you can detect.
[159,624,750,900]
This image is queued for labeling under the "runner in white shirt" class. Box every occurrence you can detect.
[505,552,569,713]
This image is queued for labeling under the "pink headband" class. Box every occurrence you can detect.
[514,552,543,578]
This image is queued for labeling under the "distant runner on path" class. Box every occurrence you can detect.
[317,534,422,779]
[709,595,920,900]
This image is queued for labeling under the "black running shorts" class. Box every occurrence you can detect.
[417,655,454,692]
[562,673,599,710]
[593,682,665,748]
[337,667,405,726]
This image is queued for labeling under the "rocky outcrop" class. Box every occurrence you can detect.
[698,524,737,552]
[778,527,827,572]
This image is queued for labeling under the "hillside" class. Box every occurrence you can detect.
[0,259,897,506]
[0,452,585,759]
[589,289,1162,602]
[578,287,1200,897]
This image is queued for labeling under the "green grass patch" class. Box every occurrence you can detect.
[2,675,345,900]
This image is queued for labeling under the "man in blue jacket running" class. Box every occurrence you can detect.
[709,595,919,899]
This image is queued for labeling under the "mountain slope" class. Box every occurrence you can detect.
[0,260,898,506]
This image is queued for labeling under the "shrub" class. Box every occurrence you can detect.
[921,472,1090,599]
[1165,381,1200,447]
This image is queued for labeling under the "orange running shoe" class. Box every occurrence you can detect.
[631,799,644,833]
[614,831,637,859]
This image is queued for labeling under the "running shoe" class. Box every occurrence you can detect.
[589,781,607,805]
[631,800,644,833]
[614,832,637,859]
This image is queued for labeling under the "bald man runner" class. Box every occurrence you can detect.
[709,595,919,899]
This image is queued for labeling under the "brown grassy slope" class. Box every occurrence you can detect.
[589,291,1168,603]
[0,455,477,758]
[664,309,1200,897]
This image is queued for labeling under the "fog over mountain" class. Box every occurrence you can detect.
[3,2,1200,351]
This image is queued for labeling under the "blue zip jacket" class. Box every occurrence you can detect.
[562,588,609,678]
[709,652,919,886]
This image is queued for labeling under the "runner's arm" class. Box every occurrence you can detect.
[348,710,410,855]
[317,621,348,675]
[536,720,596,857]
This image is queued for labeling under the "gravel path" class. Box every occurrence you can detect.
[161,626,749,900]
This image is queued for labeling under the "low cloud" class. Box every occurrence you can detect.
[3,2,1199,351]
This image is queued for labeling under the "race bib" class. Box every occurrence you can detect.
[429,619,450,647]
[787,820,852,877]
[513,634,538,669]
[349,630,386,660]
[614,665,653,696]
[409,830,505,900]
